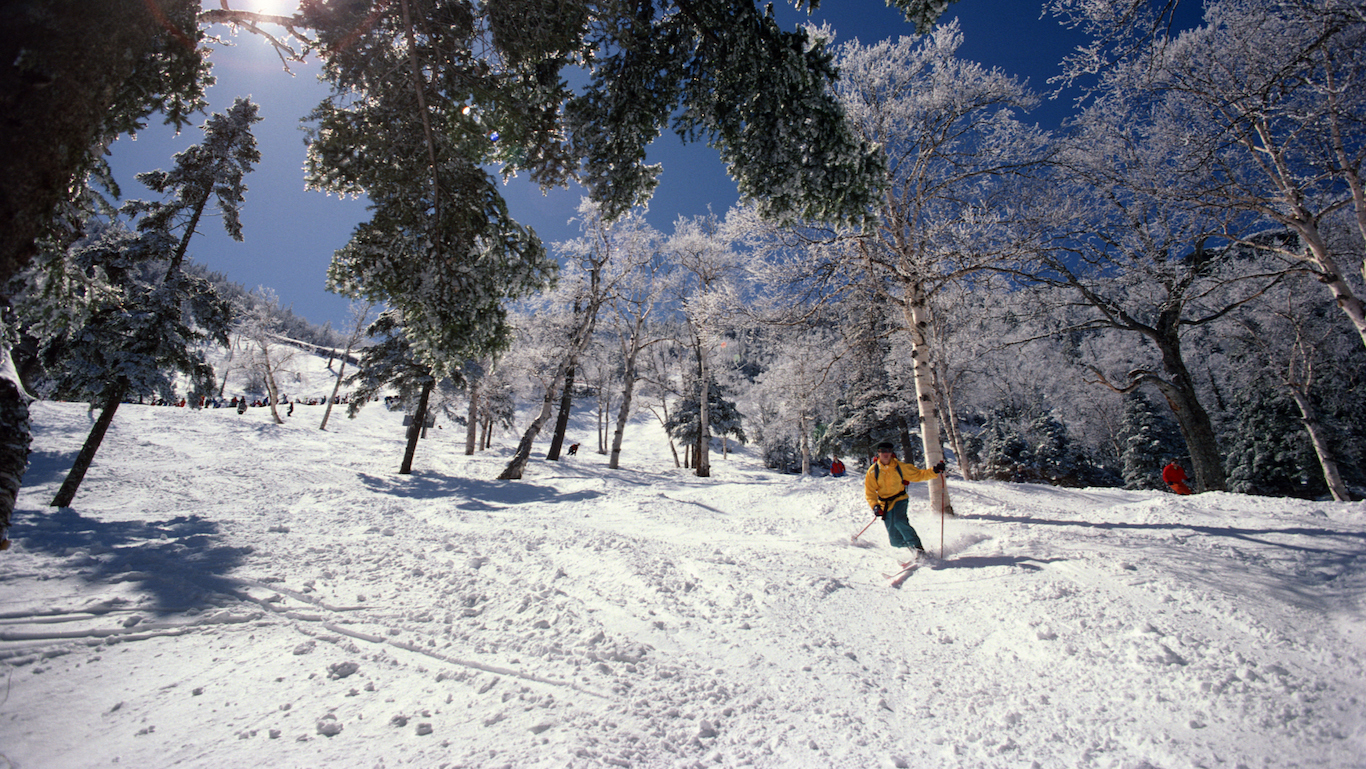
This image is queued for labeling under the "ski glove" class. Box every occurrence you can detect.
[873,505,885,518]
[932,460,946,474]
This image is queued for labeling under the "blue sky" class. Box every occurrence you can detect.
[106,1,1096,331]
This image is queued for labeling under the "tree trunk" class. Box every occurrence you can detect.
[1150,335,1226,492]
[465,377,479,455]
[609,349,642,470]
[1288,388,1350,502]
[901,285,954,515]
[597,389,611,454]
[547,365,575,461]
[52,380,128,507]
[1297,227,1366,350]
[940,376,973,480]
[799,413,811,476]
[318,354,349,431]
[260,350,284,425]
[399,378,433,475]
[896,413,916,464]
[1,354,32,536]
[695,340,711,478]
[497,381,560,480]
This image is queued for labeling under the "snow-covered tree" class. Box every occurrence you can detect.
[1023,81,1307,493]
[1223,383,1324,499]
[664,377,746,469]
[1108,0,1366,347]
[600,215,673,470]
[751,326,842,476]
[22,100,255,507]
[1117,392,1185,491]
[1224,265,1364,500]
[497,201,628,480]
[234,287,299,425]
[818,288,900,467]
[319,301,374,431]
[833,22,1050,513]
[667,213,744,478]
[346,310,460,474]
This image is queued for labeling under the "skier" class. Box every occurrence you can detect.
[1162,460,1192,495]
[830,457,846,477]
[864,441,945,558]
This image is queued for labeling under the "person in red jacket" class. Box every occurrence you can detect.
[1162,460,1192,495]
[830,457,845,477]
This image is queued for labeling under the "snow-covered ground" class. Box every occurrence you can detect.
[3,354,1365,768]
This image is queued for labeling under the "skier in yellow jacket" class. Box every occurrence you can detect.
[865,441,945,556]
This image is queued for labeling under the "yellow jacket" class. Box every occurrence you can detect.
[864,457,938,510]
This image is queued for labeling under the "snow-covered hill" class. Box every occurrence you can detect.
[2,355,1365,767]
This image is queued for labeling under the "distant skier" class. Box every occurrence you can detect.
[567,443,579,456]
[830,457,845,477]
[1163,460,1192,495]
[864,441,945,557]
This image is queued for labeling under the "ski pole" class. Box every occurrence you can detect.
[851,516,878,543]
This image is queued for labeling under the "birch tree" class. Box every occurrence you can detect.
[235,288,297,425]
[319,301,373,431]
[666,214,744,478]
[834,23,1049,513]
[1124,0,1366,347]
[1226,266,1361,501]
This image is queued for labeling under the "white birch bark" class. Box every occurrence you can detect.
[902,283,954,516]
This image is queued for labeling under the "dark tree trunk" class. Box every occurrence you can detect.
[465,377,479,455]
[52,381,128,507]
[546,365,575,461]
[1152,331,1226,493]
[399,378,433,475]
[0,367,31,535]
[896,413,916,464]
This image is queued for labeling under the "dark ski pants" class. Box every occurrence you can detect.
[883,498,924,550]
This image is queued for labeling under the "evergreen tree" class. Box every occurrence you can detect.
[968,407,1033,483]
[1118,392,1185,491]
[1224,383,1324,499]
[346,310,461,474]
[1029,411,1077,485]
[20,100,256,507]
[664,377,745,468]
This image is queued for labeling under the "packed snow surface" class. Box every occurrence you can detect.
[3,364,1365,768]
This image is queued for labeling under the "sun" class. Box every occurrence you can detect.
[237,0,299,18]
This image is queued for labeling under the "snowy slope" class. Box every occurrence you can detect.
[2,355,1365,768]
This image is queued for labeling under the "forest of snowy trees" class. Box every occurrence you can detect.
[2,0,1365,536]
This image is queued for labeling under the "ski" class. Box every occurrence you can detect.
[883,561,916,586]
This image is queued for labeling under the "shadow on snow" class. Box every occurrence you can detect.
[11,507,252,613]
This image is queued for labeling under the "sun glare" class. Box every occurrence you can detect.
[244,0,298,18]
